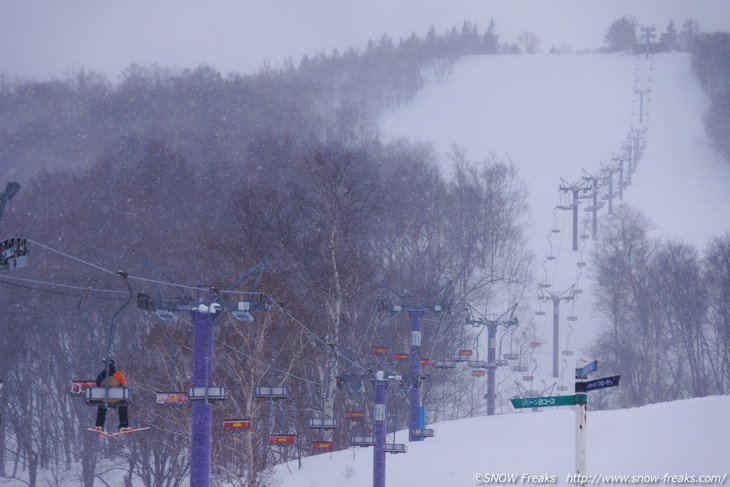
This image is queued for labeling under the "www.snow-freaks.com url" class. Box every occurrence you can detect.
[473,473,729,484]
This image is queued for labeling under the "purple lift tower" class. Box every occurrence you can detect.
[136,259,271,487]
[465,303,519,416]
[377,281,451,443]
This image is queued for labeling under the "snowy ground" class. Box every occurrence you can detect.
[272,396,730,487]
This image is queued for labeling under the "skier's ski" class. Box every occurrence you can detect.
[86,427,150,438]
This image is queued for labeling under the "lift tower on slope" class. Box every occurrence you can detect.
[537,284,575,378]
[377,281,451,442]
[465,303,519,416]
[557,178,591,251]
[137,258,271,487]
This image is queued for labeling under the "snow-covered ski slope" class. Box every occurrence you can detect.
[382,52,730,358]
[272,396,729,487]
[271,52,730,487]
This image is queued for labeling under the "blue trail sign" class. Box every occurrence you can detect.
[575,360,598,378]
[576,375,620,393]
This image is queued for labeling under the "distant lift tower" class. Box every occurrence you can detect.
[137,258,271,487]
[537,285,575,378]
[465,303,519,416]
[557,178,591,250]
[377,281,451,442]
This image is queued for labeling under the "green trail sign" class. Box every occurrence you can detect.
[510,395,578,409]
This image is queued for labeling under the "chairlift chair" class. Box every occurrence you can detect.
[567,316,578,322]
[351,435,376,447]
[472,370,486,377]
[269,434,296,445]
[410,428,434,438]
[455,349,472,361]
[345,410,365,420]
[255,385,290,399]
[513,364,528,372]
[0,237,29,270]
[308,417,338,429]
[223,419,251,430]
[188,386,227,401]
[155,392,190,405]
[312,441,334,451]
[84,386,131,406]
[384,443,407,454]
[394,353,408,361]
[503,353,519,361]
[432,360,456,369]
[370,346,389,355]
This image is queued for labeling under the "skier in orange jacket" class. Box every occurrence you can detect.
[94,358,130,432]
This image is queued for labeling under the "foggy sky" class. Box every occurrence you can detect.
[2,0,730,82]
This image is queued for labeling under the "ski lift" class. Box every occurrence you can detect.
[573,288,583,295]
[455,349,472,361]
[468,360,488,369]
[370,346,389,355]
[0,237,29,270]
[394,353,408,361]
[269,434,296,445]
[523,376,534,382]
[496,359,509,366]
[351,435,376,447]
[432,359,456,369]
[472,370,486,377]
[567,316,578,322]
[308,417,338,429]
[312,441,334,451]
[576,262,587,268]
[546,255,556,261]
[420,358,430,365]
[580,233,590,240]
[84,386,131,406]
[557,385,569,391]
[503,353,519,361]
[345,410,365,420]
[156,392,190,405]
[255,386,290,399]
[411,428,434,438]
[384,443,407,454]
[535,310,546,316]
[562,350,574,356]
[188,386,228,401]
[223,419,251,430]
[529,342,541,348]
[513,364,528,372]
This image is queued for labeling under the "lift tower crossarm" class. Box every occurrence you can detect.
[465,303,519,415]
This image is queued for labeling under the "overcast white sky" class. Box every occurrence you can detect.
[1,0,730,82]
